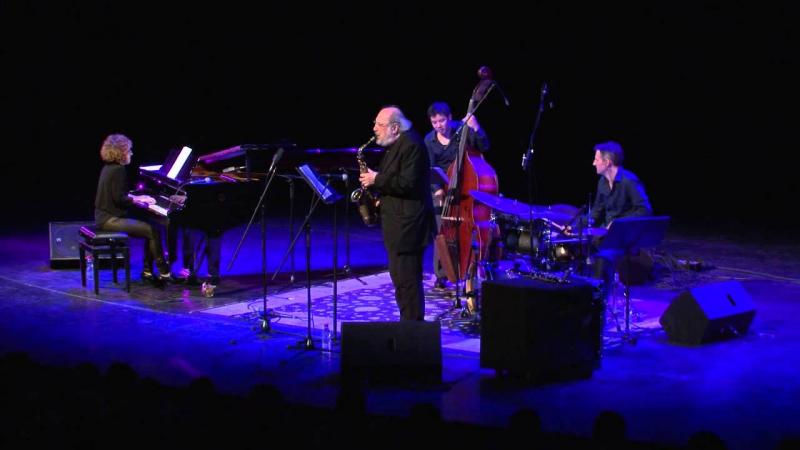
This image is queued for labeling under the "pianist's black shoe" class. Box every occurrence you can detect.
[142,271,170,289]
[142,271,161,288]
[171,268,202,286]
[207,275,221,286]
[170,273,186,284]
[154,273,171,289]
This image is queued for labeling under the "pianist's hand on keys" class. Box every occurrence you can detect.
[130,194,156,207]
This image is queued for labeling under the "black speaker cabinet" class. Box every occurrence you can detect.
[341,321,442,384]
[480,278,603,380]
[660,280,756,345]
[49,221,93,268]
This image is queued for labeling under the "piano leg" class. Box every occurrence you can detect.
[179,228,222,283]
[167,223,179,267]
[207,234,222,282]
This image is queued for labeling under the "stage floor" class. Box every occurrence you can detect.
[1,216,799,449]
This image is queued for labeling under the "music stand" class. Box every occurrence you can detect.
[273,164,342,350]
[597,216,670,342]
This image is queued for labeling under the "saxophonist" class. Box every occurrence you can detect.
[359,106,436,321]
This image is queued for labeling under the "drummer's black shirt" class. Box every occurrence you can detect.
[591,167,652,227]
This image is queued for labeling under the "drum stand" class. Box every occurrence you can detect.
[605,270,631,339]
[597,216,670,344]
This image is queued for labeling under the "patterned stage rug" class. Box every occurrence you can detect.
[198,272,664,354]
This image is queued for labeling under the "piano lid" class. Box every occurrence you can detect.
[196,143,296,174]
[195,142,384,174]
[197,144,276,164]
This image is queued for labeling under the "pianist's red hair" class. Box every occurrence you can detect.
[100,134,132,164]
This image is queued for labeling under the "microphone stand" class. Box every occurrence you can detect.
[288,174,296,284]
[332,192,339,344]
[340,167,365,285]
[273,180,331,350]
[522,83,551,270]
[228,149,285,333]
[341,168,352,276]
[275,174,303,294]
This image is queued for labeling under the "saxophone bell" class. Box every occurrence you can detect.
[350,187,363,203]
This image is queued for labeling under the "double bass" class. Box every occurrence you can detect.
[435,67,500,288]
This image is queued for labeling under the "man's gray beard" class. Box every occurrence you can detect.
[378,134,399,147]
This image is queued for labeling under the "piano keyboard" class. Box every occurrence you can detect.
[128,194,176,217]
[149,203,169,216]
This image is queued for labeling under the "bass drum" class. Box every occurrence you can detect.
[501,221,550,257]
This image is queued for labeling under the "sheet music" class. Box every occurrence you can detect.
[166,146,193,180]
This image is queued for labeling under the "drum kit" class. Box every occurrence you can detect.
[469,190,605,275]
[439,190,606,322]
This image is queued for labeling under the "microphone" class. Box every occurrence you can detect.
[493,80,511,107]
[267,147,285,174]
[540,82,555,109]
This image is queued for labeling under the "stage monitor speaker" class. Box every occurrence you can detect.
[49,221,93,269]
[340,321,441,384]
[480,277,603,380]
[659,280,756,345]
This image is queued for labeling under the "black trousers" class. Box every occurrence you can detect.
[101,216,168,275]
[432,203,446,279]
[387,249,426,321]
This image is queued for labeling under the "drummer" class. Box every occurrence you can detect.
[574,141,653,296]
[565,140,652,236]
[424,101,491,289]
[589,141,652,228]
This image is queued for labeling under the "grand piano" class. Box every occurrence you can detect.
[131,142,384,261]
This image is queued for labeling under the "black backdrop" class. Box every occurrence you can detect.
[3,2,797,236]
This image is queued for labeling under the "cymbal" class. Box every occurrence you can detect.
[469,190,536,216]
[514,209,574,225]
[468,190,574,224]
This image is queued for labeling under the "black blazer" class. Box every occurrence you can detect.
[373,130,436,253]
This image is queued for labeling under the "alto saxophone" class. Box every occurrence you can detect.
[350,136,379,227]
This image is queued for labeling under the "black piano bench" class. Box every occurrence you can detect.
[78,225,130,295]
